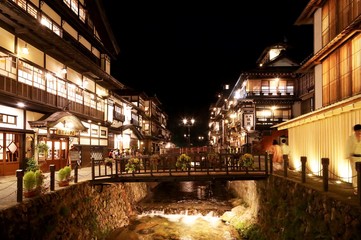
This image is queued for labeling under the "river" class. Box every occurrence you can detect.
[106,181,243,239]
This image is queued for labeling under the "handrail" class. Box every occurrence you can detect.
[91,153,270,181]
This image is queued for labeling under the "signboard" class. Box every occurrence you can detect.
[244,114,254,129]
[69,150,80,161]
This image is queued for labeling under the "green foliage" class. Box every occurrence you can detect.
[36,142,49,153]
[23,171,36,191]
[125,158,141,172]
[176,153,191,170]
[58,166,72,181]
[26,157,39,172]
[239,153,254,168]
[241,224,267,240]
[34,170,44,187]
[24,169,45,192]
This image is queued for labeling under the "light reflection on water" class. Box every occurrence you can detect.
[106,181,241,239]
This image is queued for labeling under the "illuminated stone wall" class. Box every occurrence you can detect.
[228,176,361,239]
[0,182,149,239]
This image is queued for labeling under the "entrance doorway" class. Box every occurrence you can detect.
[0,132,23,176]
[38,137,69,172]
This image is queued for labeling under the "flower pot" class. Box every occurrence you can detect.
[24,188,40,198]
[58,180,70,187]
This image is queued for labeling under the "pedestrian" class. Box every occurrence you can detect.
[280,138,290,156]
[345,124,361,195]
[269,139,283,170]
[108,149,113,158]
[280,138,290,169]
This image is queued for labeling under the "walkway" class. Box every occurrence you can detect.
[0,166,92,210]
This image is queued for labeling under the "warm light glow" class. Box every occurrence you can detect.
[234,89,241,99]
[22,44,29,55]
[46,73,52,79]
[182,118,195,126]
[262,110,272,117]
[17,102,25,108]
[40,18,47,25]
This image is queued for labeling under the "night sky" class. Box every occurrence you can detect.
[102,1,313,146]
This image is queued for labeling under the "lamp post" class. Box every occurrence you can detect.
[182,118,195,147]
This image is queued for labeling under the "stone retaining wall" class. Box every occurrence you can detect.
[0,181,149,240]
[3,175,361,239]
[228,175,361,240]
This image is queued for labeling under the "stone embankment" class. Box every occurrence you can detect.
[227,176,361,239]
[0,181,150,239]
[2,174,361,239]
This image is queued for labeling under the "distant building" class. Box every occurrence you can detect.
[209,42,301,153]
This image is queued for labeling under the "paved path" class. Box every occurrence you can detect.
[0,167,93,210]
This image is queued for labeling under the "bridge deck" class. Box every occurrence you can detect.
[90,153,271,183]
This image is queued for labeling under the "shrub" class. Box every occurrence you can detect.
[34,170,44,188]
[239,153,254,168]
[125,158,141,172]
[26,157,39,172]
[58,166,72,181]
[23,171,36,191]
[176,153,191,170]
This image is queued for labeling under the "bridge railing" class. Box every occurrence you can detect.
[91,152,270,180]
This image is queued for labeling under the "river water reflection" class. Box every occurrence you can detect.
[106,181,242,239]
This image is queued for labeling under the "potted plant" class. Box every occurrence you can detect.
[36,142,49,160]
[125,157,141,174]
[58,166,73,187]
[25,156,39,172]
[176,153,191,171]
[23,170,45,198]
[239,153,254,168]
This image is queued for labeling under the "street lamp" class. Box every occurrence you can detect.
[182,118,195,147]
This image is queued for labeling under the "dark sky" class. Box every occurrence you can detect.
[102,1,313,145]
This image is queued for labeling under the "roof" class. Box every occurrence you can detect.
[119,125,144,140]
[28,111,88,132]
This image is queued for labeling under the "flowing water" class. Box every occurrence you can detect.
[106,181,242,239]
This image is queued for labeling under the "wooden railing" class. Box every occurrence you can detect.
[91,153,270,182]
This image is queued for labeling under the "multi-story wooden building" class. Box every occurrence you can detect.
[0,0,171,176]
[209,43,301,153]
[114,89,171,155]
[274,0,361,183]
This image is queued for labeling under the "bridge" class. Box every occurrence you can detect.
[90,152,271,184]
